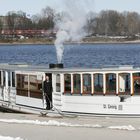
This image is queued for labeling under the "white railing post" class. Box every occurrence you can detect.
[81,74,83,94]
[60,74,64,93]
[130,73,133,95]
[52,74,56,93]
[91,74,94,94]
[5,71,8,87]
[71,74,73,94]
[103,73,106,95]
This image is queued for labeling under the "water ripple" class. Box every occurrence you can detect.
[0,43,140,68]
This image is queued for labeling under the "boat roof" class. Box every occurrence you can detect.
[0,63,140,73]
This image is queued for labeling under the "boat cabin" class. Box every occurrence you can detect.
[0,64,140,115]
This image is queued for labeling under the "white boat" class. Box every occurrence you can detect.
[0,63,140,116]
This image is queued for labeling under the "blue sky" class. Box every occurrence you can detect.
[0,0,139,16]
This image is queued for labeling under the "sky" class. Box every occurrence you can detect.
[0,0,140,16]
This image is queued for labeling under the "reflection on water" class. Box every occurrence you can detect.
[0,43,140,68]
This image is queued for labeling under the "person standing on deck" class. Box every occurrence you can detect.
[43,75,53,110]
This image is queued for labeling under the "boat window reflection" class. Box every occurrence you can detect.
[3,71,5,86]
[12,72,15,87]
[73,74,81,94]
[8,72,11,87]
[106,73,116,94]
[16,74,28,96]
[64,74,71,93]
[29,75,42,99]
[56,74,61,92]
[83,74,91,94]
[94,73,103,94]
[119,73,130,95]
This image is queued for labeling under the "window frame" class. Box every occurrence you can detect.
[93,73,103,94]
[64,74,71,94]
[29,75,43,99]
[56,74,61,92]
[82,74,91,94]
[16,74,29,97]
[106,73,116,94]
[73,74,81,94]
[118,73,131,95]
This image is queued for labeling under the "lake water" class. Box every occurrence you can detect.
[0,43,140,68]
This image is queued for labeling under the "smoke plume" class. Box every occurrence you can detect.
[55,0,94,63]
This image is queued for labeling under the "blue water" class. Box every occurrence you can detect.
[0,43,140,68]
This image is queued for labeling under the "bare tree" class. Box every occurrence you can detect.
[86,12,97,35]
[40,6,55,29]
[2,8,140,38]
[0,19,3,34]
[96,10,110,35]
[124,12,140,36]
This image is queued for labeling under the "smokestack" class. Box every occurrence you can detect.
[49,63,64,69]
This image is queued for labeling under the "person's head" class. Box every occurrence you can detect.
[45,75,49,81]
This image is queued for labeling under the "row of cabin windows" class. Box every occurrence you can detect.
[16,74,42,99]
[61,73,132,94]
[1,72,140,98]
[63,74,104,94]
[63,74,101,94]
[0,71,15,87]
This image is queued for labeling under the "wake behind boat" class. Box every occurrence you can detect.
[0,63,140,116]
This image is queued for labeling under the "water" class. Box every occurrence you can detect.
[0,43,140,68]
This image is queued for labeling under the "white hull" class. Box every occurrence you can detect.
[1,93,140,116]
[0,87,140,116]
[0,64,140,116]
[61,95,140,115]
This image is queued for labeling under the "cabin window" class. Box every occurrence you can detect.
[106,73,116,94]
[83,74,91,94]
[12,72,15,87]
[29,75,42,99]
[0,71,1,86]
[56,74,61,92]
[73,74,81,93]
[94,74,103,94]
[64,74,71,93]
[119,73,130,94]
[133,73,140,95]
[16,74,28,96]
[3,71,5,86]
[29,75,38,90]
[8,72,11,87]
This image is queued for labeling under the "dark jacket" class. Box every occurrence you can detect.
[43,80,52,94]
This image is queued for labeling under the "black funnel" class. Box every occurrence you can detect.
[49,63,64,69]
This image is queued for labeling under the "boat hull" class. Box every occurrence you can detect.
[60,95,140,115]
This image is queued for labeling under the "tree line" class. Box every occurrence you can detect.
[0,6,140,37]
[87,10,140,36]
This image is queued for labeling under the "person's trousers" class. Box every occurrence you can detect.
[45,93,52,109]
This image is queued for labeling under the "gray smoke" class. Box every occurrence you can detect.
[55,0,94,63]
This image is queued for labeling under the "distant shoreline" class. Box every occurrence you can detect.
[0,39,140,45]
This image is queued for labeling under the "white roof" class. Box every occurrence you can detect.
[0,63,139,73]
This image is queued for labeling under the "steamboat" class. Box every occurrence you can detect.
[0,63,140,116]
